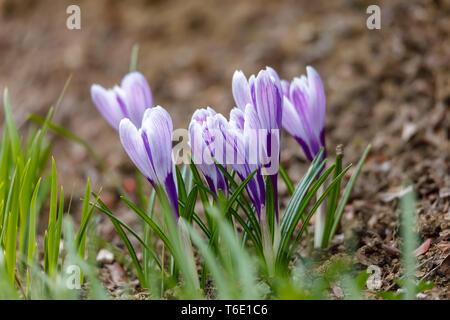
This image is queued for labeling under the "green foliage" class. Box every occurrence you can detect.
[0,88,102,299]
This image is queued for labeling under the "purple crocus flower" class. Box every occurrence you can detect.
[91,72,153,131]
[281,66,326,162]
[232,67,283,217]
[119,106,178,216]
[221,106,266,217]
[189,107,229,196]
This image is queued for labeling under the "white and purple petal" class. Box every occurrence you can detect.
[121,72,153,128]
[281,66,326,161]
[139,107,178,215]
[232,70,253,112]
[91,72,154,131]
[254,68,283,131]
[119,118,155,182]
[189,107,229,195]
[91,84,125,131]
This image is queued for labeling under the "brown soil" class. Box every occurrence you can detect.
[0,0,448,299]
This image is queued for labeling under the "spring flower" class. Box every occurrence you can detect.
[281,66,326,161]
[119,106,178,216]
[221,107,266,217]
[232,67,283,217]
[189,107,229,196]
[91,72,153,131]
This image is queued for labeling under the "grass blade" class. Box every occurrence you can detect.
[329,145,371,240]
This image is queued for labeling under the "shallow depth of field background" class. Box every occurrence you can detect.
[0,0,448,297]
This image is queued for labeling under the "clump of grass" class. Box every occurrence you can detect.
[0,88,104,299]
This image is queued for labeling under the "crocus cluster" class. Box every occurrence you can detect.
[91,72,178,216]
[91,66,326,220]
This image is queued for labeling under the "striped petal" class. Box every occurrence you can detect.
[189,107,228,195]
[121,72,153,127]
[281,66,326,161]
[232,70,253,111]
[306,66,326,139]
[254,68,282,131]
[141,106,174,184]
[119,118,155,182]
[91,84,124,131]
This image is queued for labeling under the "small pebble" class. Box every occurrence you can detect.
[96,249,114,264]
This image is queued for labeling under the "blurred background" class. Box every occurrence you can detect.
[0,0,449,296]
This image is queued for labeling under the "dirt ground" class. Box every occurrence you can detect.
[0,0,448,299]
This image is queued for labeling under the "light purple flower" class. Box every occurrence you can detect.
[91,72,153,131]
[189,107,229,196]
[282,66,326,162]
[232,67,283,217]
[119,106,178,216]
[222,107,266,217]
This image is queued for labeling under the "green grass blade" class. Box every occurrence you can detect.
[329,145,371,240]
[279,164,294,196]
[287,165,352,260]
[120,195,175,255]
[27,178,41,264]
[400,185,418,300]
[129,44,140,72]
[225,168,257,213]
[321,152,343,248]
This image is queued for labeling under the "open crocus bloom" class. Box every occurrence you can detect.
[189,107,229,196]
[119,106,178,216]
[91,72,153,131]
[281,66,326,162]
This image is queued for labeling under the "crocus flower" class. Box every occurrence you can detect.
[119,106,178,216]
[189,107,229,196]
[221,106,266,217]
[281,66,326,162]
[91,72,153,131]
[232,67,283,217]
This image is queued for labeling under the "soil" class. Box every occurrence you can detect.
[0,0,448,299]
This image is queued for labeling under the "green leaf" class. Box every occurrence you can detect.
[399,185,418,300]
[27,178,41,264]
[76,178,92,258]
[277,150,329,264]
[120,195,175,255]
[264,175,275,242]
[228,207,262,254]
[93,195,162,280]
[3,169,19,283]
[378,291,403,300]
[185,222,233,298]
[280,149,326,235]
[321,153,343,248]
[110,217,145,286]
[225,168,257,214]
[415,280,434,294]
[355,269,371,291]
[129,44,140,72]
[183,186,198,223]
[279,164,294,196]
[3,88,22,167]
[329,144,371,242]
[286,164,351,262]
